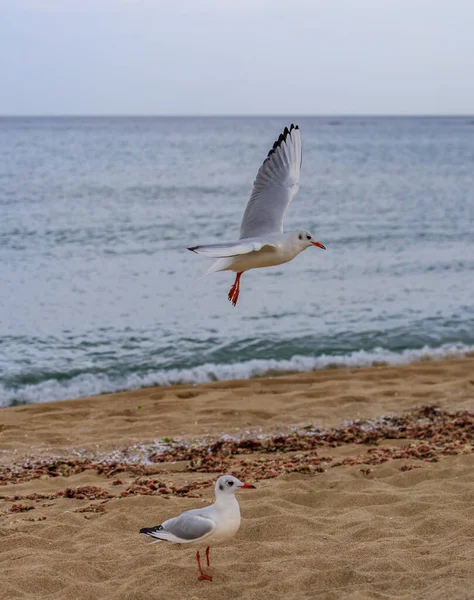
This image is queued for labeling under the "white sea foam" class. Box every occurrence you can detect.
[1,342,473,407]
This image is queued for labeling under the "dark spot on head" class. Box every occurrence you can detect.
[219,483,224,491]
[298,234,302,240]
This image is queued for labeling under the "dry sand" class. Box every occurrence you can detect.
[1,357,474,600]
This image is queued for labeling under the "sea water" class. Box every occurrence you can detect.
[1,116,473,406]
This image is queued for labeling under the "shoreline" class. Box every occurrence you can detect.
[1,356,474,460]
[3,343,474,407]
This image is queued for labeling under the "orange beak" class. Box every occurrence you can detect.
[238,483,256,489]
[312,241,326,249]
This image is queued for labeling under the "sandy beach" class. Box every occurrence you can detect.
[1,357,474,600]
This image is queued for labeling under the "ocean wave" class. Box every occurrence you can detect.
[1,342,473,408]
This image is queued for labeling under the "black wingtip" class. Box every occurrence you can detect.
[267,124,299,158]
[188,246,198,253]
[140,525,164,535]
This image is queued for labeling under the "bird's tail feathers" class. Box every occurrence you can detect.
[198,258,230,279]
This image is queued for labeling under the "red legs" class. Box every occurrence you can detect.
[228,272,243,307]
[196,550,212,582]
[205,546,210,567]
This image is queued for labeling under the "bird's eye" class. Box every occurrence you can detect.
[306,235,311,240]
[298,234,302,240]
[228,481,234,487]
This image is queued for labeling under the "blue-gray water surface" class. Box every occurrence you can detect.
[1,116,474,406]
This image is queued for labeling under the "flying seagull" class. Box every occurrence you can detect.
[188,124,326,306]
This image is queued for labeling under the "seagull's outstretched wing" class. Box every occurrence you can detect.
[140,513,216,544]
[240,124,302,239]
[188,238,276,258]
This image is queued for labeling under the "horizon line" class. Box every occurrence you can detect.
[1,113,474,119]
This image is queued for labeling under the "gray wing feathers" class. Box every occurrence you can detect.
[163,514,215,541]
[188,239,276,258]
[240,124,302,239]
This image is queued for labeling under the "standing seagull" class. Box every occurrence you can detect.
[139,475,255,582]
[188,124,326,306]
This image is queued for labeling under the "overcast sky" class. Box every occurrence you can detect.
[1,0,474,115]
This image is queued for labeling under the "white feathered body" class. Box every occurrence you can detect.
[206,232,306,275]
[201,495,241,543]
